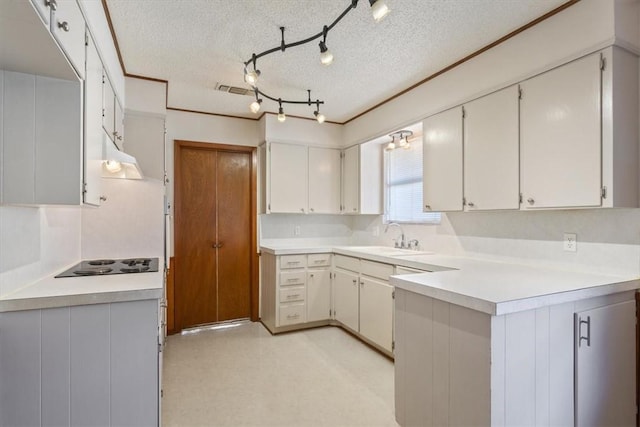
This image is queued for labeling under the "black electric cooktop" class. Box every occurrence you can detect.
[55,257,160,278]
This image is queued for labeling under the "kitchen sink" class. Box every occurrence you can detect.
[339,246,432,257]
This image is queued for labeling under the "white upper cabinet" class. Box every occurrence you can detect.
[308,147,341,214]
[1,71,82,205]
[51,0,86,79]
[520,53,602,209]
[268,142,308,213]
[83,34,104,206]
[422,106,464,212]
[342,145,359,214]
[265,142,342,214]
[341,143,382,215]
[463,85,520,211]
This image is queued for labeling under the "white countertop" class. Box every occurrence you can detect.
[0,268,164,312]
[261,243,640,316]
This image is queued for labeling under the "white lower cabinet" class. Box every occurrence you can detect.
[333,269,360,332]
[0,299,159,426]
[333,255,394,354]
[260,252,332,333]
[574,300,636,427]
[359,276,393,352]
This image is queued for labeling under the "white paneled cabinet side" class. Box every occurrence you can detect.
[83,32,104,206]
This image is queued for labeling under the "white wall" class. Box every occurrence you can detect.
[81,179,164,260]
[0,206,81,297]
[125,77,167,116]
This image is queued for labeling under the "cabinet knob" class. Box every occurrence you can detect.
[45,0,57,11]
[58,21,70,32]
[309,208,314,212]
[310,274,314,278]
[99,196,107,202]
[467,202,475,207]
[300,208,305,213]
[527,198,535,205]
[352,279,357,285]
[425,204,431,210]
[352,208,357,212]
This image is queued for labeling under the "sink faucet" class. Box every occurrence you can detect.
[384,222,406,248]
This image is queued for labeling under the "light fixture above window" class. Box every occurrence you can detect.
[242,0,391,123]
[385,130,414,151]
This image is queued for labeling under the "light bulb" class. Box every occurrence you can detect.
[370,0,390,22]
[277,107,286,122]
[403,142,411,150]
[314,111,326,123]
[319,41,334,66]
[385,141,396,151]
[398,137,407,147]
[104,160,122,173]
[249,100,261,114]
[244,69,260,86]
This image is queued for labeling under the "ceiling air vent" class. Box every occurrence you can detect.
[214,83,253,97]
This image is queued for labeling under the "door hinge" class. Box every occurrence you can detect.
[519,193,523,204]
[82,182,87,194]
[601,187,607,199]
[268,203,271,211]
[462,197,467,206]
[461,106,466,119]
[392,341,395,351]
[600,55,606,71]
[85,33,89,46]
[518,86,523,100]
[392,290,395,299]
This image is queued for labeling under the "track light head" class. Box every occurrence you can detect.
[244,68,260,86]
[319,41,334,66]
[277,105,286,122]
[314,110,326,123]
[369,0,390,22]
[249,99,262,114]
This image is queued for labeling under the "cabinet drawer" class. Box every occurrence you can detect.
[280,271,306,286]
[361,260,394,281]
[334,255,360,273]
[279,287,305,303]
[308,253,331,268]
[280,255,307,269]
[279,304,305,326]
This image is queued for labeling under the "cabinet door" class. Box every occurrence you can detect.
[521,54,602,209]
[333,269,359,332]
[83,34,103,206]
[268,142,308,213]
[342,145,359,213]
[31,0,52,26]
[423,107,463,212]
[464,86,520,210]
[575,300,635,427]
[51,0,85,79]
[359,277,393,352]
[307,269,331,322]
[102,72,115,141]
[308,147,341,213]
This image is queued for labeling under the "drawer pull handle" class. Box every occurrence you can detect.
[287,261,300,265]
[286,314,300,319]
[314,260,325,263]
[286,278,298,282]
[286,294,300,299]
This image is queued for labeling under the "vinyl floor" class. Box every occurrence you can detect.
[161,321,399,426]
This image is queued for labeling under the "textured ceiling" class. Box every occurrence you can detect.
[106,0,567,122]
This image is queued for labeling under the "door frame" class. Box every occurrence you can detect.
[173,140,259,332]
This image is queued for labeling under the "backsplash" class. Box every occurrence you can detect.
[0,205,81,296]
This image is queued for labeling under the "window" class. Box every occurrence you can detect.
[384,139,441,224]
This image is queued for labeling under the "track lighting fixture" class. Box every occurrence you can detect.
[243,0,391,122]
[370,0,390,22]
[385,130,413,152]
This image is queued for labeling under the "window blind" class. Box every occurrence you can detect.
[384,139,441,224]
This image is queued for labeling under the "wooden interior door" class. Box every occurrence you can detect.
[174,141,257,331]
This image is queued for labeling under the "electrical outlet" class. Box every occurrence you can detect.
[372,226,379,237]
[563,233,577,252]
[294,226,301,236]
